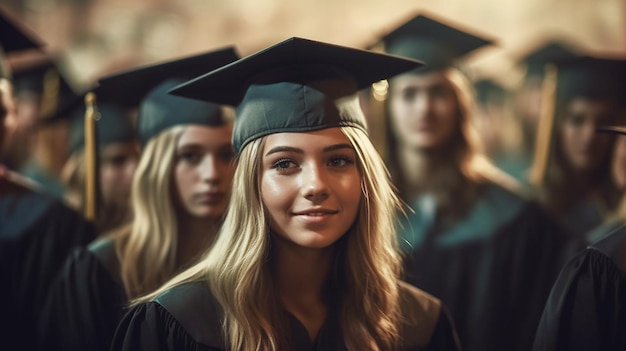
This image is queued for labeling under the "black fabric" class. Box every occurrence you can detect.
[0,173,96,351]
[401,181,583,351]
[533,225,626,351]
[137,79,227,146]
[111,281,460,351]
[377,13,493,71]
[38,237,126,351]
[0,9,42,54]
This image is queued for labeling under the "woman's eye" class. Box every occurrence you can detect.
[179,152,201,164]
[328,156,354,168]
[272,159,296,171]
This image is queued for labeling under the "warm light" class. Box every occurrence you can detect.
[371,79,389,101]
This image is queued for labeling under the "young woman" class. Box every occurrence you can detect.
[533,124,626,351]
[531,56,624,240]
[111,37,461,351]
[39,48,239,351]
[373,14,581,351]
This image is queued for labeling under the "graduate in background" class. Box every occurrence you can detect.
[533,123,626,351]
[7,55,77,198]
[59,98,139,233]
[112,37,460,351]
[39,48,239,351]
[509,40,581,182]
[530,55,624,240]
[370,13,581,351]
[0,9,96,350]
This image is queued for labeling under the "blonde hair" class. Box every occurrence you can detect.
[138,122,405,350]
[115,126,185,299]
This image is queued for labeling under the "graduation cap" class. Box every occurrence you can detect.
[375,13,493,71]
[554,55,626,104]
[0,9,43,79]
[517,40,581,79]
[138,79,231,146]
[98,47,240,146]
[68,102,135,154]
[0,9,43,54]
[97,47,239,108]
[11,57,78,118]
[169,37,423,154]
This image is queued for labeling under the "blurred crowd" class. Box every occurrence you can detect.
[1,2,625,351]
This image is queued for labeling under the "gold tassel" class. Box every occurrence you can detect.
[529,64,558,187]
[83,92,99,221]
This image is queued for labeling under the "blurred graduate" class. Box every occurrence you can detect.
[39,48,239,351]
[369,12,582,351]
[0,9,96,350]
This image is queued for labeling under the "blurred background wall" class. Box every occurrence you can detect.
[1,0,625,88]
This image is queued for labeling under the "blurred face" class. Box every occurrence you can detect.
[388,71,459,150]
[100,142,139,209]
[173,124,235,219]
[260,128,362,250]
[612,135,626,191]
[558,98,614,171]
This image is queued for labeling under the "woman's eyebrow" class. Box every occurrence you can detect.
[265,146,303,156]
[322,143,354,152]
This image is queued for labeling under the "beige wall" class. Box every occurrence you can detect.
[3,0,625,87]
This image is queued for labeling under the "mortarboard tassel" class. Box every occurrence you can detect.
[83,92,99,221]
[529,64,558,187]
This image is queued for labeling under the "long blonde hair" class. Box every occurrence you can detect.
[115,126,184,299]
[138,123,405,350]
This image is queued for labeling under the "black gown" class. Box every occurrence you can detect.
[533,224,626,351]
[400,181,583,351]
[111,280,461,351]
[0,171,96,350]
[39,237,126,351]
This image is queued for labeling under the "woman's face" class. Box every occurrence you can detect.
[100,141,139,209]
[612,134,626,191]
[558,98,614,172]
[388,71,459,151]
[260,128,362,250]
[173,124,235,219]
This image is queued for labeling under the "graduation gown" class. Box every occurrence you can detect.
[111,280,461,351]
[533,224,626,351]
[401,181,583,351]
[0,171,96,350]
[39,237,126,351]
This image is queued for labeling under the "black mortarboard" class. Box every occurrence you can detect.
[0,9,42,54]
[99,47,239,146]
[68,103,135,154]
[555,55,626,104]
[0,9,43,79]
[518,40,581,78]
[376,13,493,71]
[169,37,423,154]
[11,58,78,118]
[97,47,239,108]
[138,79,230,146]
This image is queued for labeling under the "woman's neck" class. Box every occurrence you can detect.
[272,236,334,341]
[175,214,219,269]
